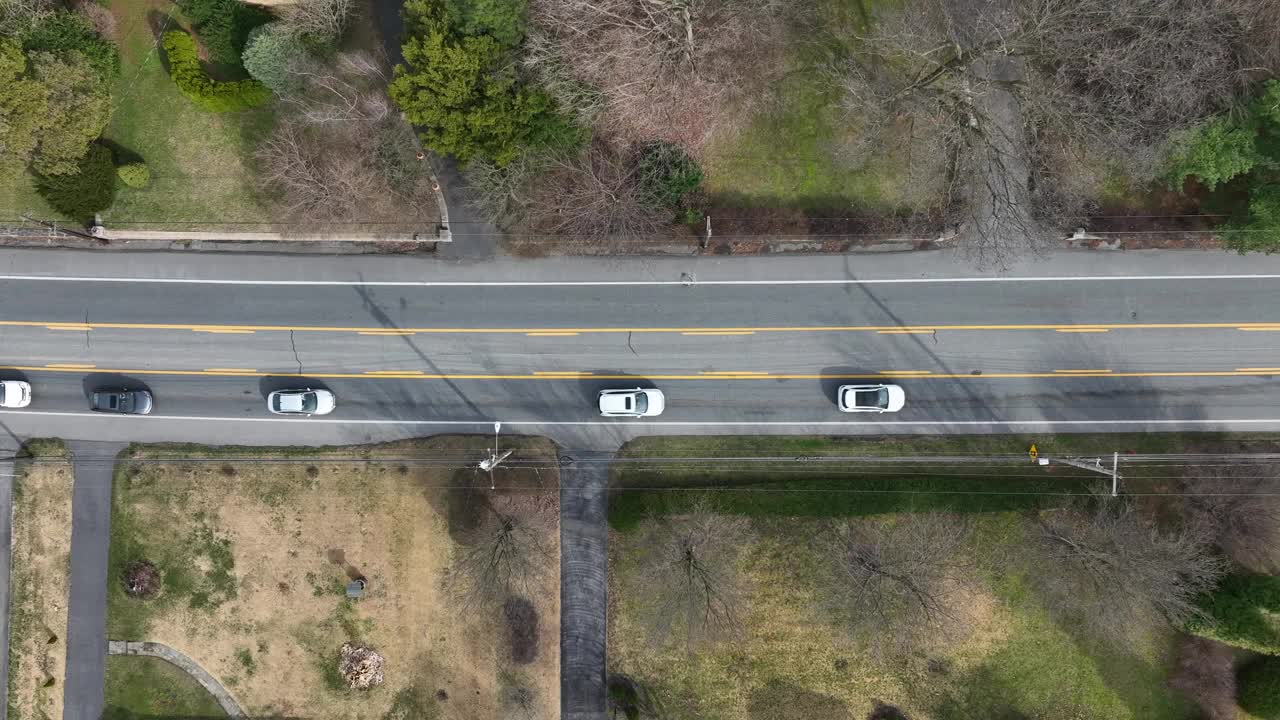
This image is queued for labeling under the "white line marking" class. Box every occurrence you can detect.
[1,410,1279,427]
[2,273,1280,287]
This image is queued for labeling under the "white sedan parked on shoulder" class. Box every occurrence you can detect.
[598,388,665,417]
[268,388,336,416]
[0,380,31,408]
[837,384,905,413]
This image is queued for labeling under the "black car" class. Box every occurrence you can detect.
[90,389,153,415]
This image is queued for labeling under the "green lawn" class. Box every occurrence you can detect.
[100,0,275,230]
[701,0,942,213]
[608,433,1269,529]
[609,513,1190,720]
[103,655,227,720]
[606,433,1230,718]
[0,0,275,229]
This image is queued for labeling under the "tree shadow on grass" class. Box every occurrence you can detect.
[747,679,852,720]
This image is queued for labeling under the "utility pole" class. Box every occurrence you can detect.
[479,421,512,490]
[1030,444,1122,495]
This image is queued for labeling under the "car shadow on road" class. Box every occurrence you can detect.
[80,373,149,402]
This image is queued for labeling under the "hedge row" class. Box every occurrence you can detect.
[162,31,268,112]
[1185,573,1280,654]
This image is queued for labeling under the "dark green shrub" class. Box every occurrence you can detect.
[1185,573,1280,654]
[390,0,581,165]
[23,10,118,78]
[116,162,150,188]
[1240,657,1280,718]
[33,144,116,223]
[175,0,271,67]
[636,141,703,207]
[444,0,526,47]
[162,31,269,112]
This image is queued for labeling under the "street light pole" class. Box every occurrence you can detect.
[479,422,511,490]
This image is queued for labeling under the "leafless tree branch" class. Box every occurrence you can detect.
[627,501,751,652]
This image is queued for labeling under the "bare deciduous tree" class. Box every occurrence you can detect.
[1029,494,1226,645]
[277,0,353,42]
[444,502,553,612]
[627,502,750,651]
[256,118,387,226]
[255,50,438,233]
[281,52,391,126]
[517,141,670,250]
[1182,463,1280,572]
[833,0,1274,267]
[821,513,973,654]
[0,0,53,35]
[525,0,790,153]
[1169,636,1236,720]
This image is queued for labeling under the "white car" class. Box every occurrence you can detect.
[268,388,336,416]
[598,388,665,417]
[0,380,31,408]
[837,384,905,413]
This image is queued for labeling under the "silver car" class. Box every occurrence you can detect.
[91,389,153,415]
[837,384,905,413]
[598,388,665,417]
[268,388,336,416]
[0,380,31,408]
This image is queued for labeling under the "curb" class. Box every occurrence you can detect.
[108,640,246,719]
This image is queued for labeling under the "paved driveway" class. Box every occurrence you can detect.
[560,451,611,720]
[62,441,124,720]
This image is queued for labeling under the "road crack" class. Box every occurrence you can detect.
[627,331,637,356]
[289,330,303,374]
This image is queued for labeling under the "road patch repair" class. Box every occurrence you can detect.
[104,437,560,719]
[5,440,73,720]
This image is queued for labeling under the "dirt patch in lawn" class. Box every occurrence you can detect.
[7,445,74,720]
[107,437,560,720]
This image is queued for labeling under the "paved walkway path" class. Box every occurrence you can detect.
[0,456,13,720]
[560,450,611,720]
[63,441,124,720]
[108,640,245,719]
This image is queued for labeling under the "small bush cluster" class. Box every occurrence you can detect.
[116,162,150,188]
[175,0,272,67]
[636,141,702,208]
[1165,79,1280,252]
[1186,573,1280,654]
[1240,657,1280,719]
[22,10,118,79]
[33,143,116,223]
[162,31,270,112]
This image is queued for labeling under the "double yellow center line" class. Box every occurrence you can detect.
[13,363,1280,381]
[14,320,1280,336]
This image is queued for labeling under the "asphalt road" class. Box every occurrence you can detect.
[1,252,1280,449]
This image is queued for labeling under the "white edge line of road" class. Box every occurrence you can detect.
[2,273,1280,287]
[2,410,1279,427]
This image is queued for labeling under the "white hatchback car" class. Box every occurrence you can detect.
[0,380,31,408]
[268,388,336,416]
[598,388,665,417]
[837,384,905,413]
